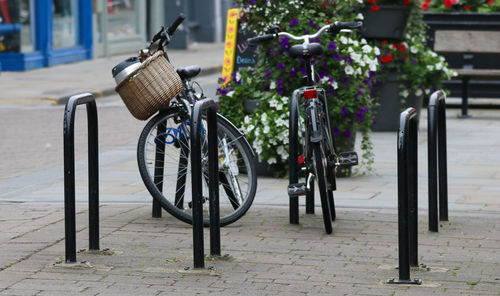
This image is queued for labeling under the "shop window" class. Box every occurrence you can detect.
[0,0,34,53]
[52,0,79,49]
[107,0,138,39]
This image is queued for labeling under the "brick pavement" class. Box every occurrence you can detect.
[0,203,499,295]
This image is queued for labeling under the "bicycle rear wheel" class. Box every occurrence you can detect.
[312,142,333,234]
[137,108,257,226]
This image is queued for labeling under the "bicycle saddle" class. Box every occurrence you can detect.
[290,43,323,59]
[176,65,201,79]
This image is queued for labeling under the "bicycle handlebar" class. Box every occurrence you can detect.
[247,34,277,45]
[247,21,362,45]
[167,14,186,36]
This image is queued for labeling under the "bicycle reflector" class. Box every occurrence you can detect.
[303,89,317,100]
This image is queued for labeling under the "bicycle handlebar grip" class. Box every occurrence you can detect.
[334,21,363,30]
[247,34,276,45]
[167,14,186,35]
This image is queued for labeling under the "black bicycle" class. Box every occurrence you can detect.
[249,21,360,234]
[137,15,257,227]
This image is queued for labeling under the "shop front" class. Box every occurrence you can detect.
[0,0,92,71]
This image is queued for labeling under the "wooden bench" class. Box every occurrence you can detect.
[434,30,500,117]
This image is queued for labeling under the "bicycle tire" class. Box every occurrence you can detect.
[312,142,333,234]
[137,108,257,226]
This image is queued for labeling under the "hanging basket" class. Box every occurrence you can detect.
[115,51,183,120]
[361,5,411,40]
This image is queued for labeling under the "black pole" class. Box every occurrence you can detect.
[63,93,100,262]
[152,116,166,218]
[408,115,419,267]
[427,97,439,232]
[289,90,300,224]
[87,100,99,251]
[437,96,449,221]
[207,108,221,257]
[388,108,421,285]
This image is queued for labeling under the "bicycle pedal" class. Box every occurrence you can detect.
[338,151,358,167]
[288,183,307,197]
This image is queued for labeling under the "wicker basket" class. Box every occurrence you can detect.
[115,51,183,120]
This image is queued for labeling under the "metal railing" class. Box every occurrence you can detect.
[63,93,99,263]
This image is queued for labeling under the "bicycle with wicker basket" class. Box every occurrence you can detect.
[114,15,257,227]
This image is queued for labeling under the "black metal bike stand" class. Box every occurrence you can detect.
[63,93,100,263]
[387,108,422,285]
[190,98,221,269]
[427,90,449,232]
[289,90,301,224]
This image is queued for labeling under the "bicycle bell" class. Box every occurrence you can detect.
[112,56,141,85]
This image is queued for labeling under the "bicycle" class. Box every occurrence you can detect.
[136,15,257,227]
[248,21,361,234]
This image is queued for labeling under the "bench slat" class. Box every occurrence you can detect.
[454,68,500,77]
[434,30,500,54]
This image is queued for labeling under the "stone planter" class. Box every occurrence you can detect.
[361,5,411,40]
[243,99,260,114]
[372,73,424,132]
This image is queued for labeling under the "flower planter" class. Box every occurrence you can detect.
[361,5,411,40]
[372,73,424,132]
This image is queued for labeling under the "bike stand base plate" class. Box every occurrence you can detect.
[52,260,94,269]
[178,266,218,276]
[206,253,233,261]
[386,278,422,285]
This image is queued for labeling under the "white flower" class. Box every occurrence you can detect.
[344,65,354,75]
[362,45,372,54]
[401,89,409,98]
[357,13,364,20]
[261,113,268,122]
[331,80,338,90]
[340,36,348,44]
[410,46,418,54]
[244,115,251,124]
[267,158,277,165]
[415,88,423,96]
[427,65,434,71]
[374,47,380,56]
[320,76,329,84]
[226,90,234,97]
[263,125,270,133]
[276,103,283,111]
[270,81,276,89]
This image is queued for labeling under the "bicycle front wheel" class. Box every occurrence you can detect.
[137,108,257,226]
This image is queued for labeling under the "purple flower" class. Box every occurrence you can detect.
[289,18,299,28]
[304,29,310,34]
[355,110,365,122]
[217,87,229,96]
[248,0,256,3]
[265,69,271,79]
[343,129,352,139]
[277,63,286,70]
[289,67,297,77]
[340,77,350,84]
[328,41,337,51]
[333,53,342,61]
[411,58,417,65]
[333,126,341,136]
[344,56,352,64]
[277,78,285,95]
[327,90,335,96]
[279,36,290,50]
[308,19,315,28]
[341,106,348,116]
[270,47,275,56]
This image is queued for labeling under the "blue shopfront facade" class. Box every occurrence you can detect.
[0,0,92,71]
